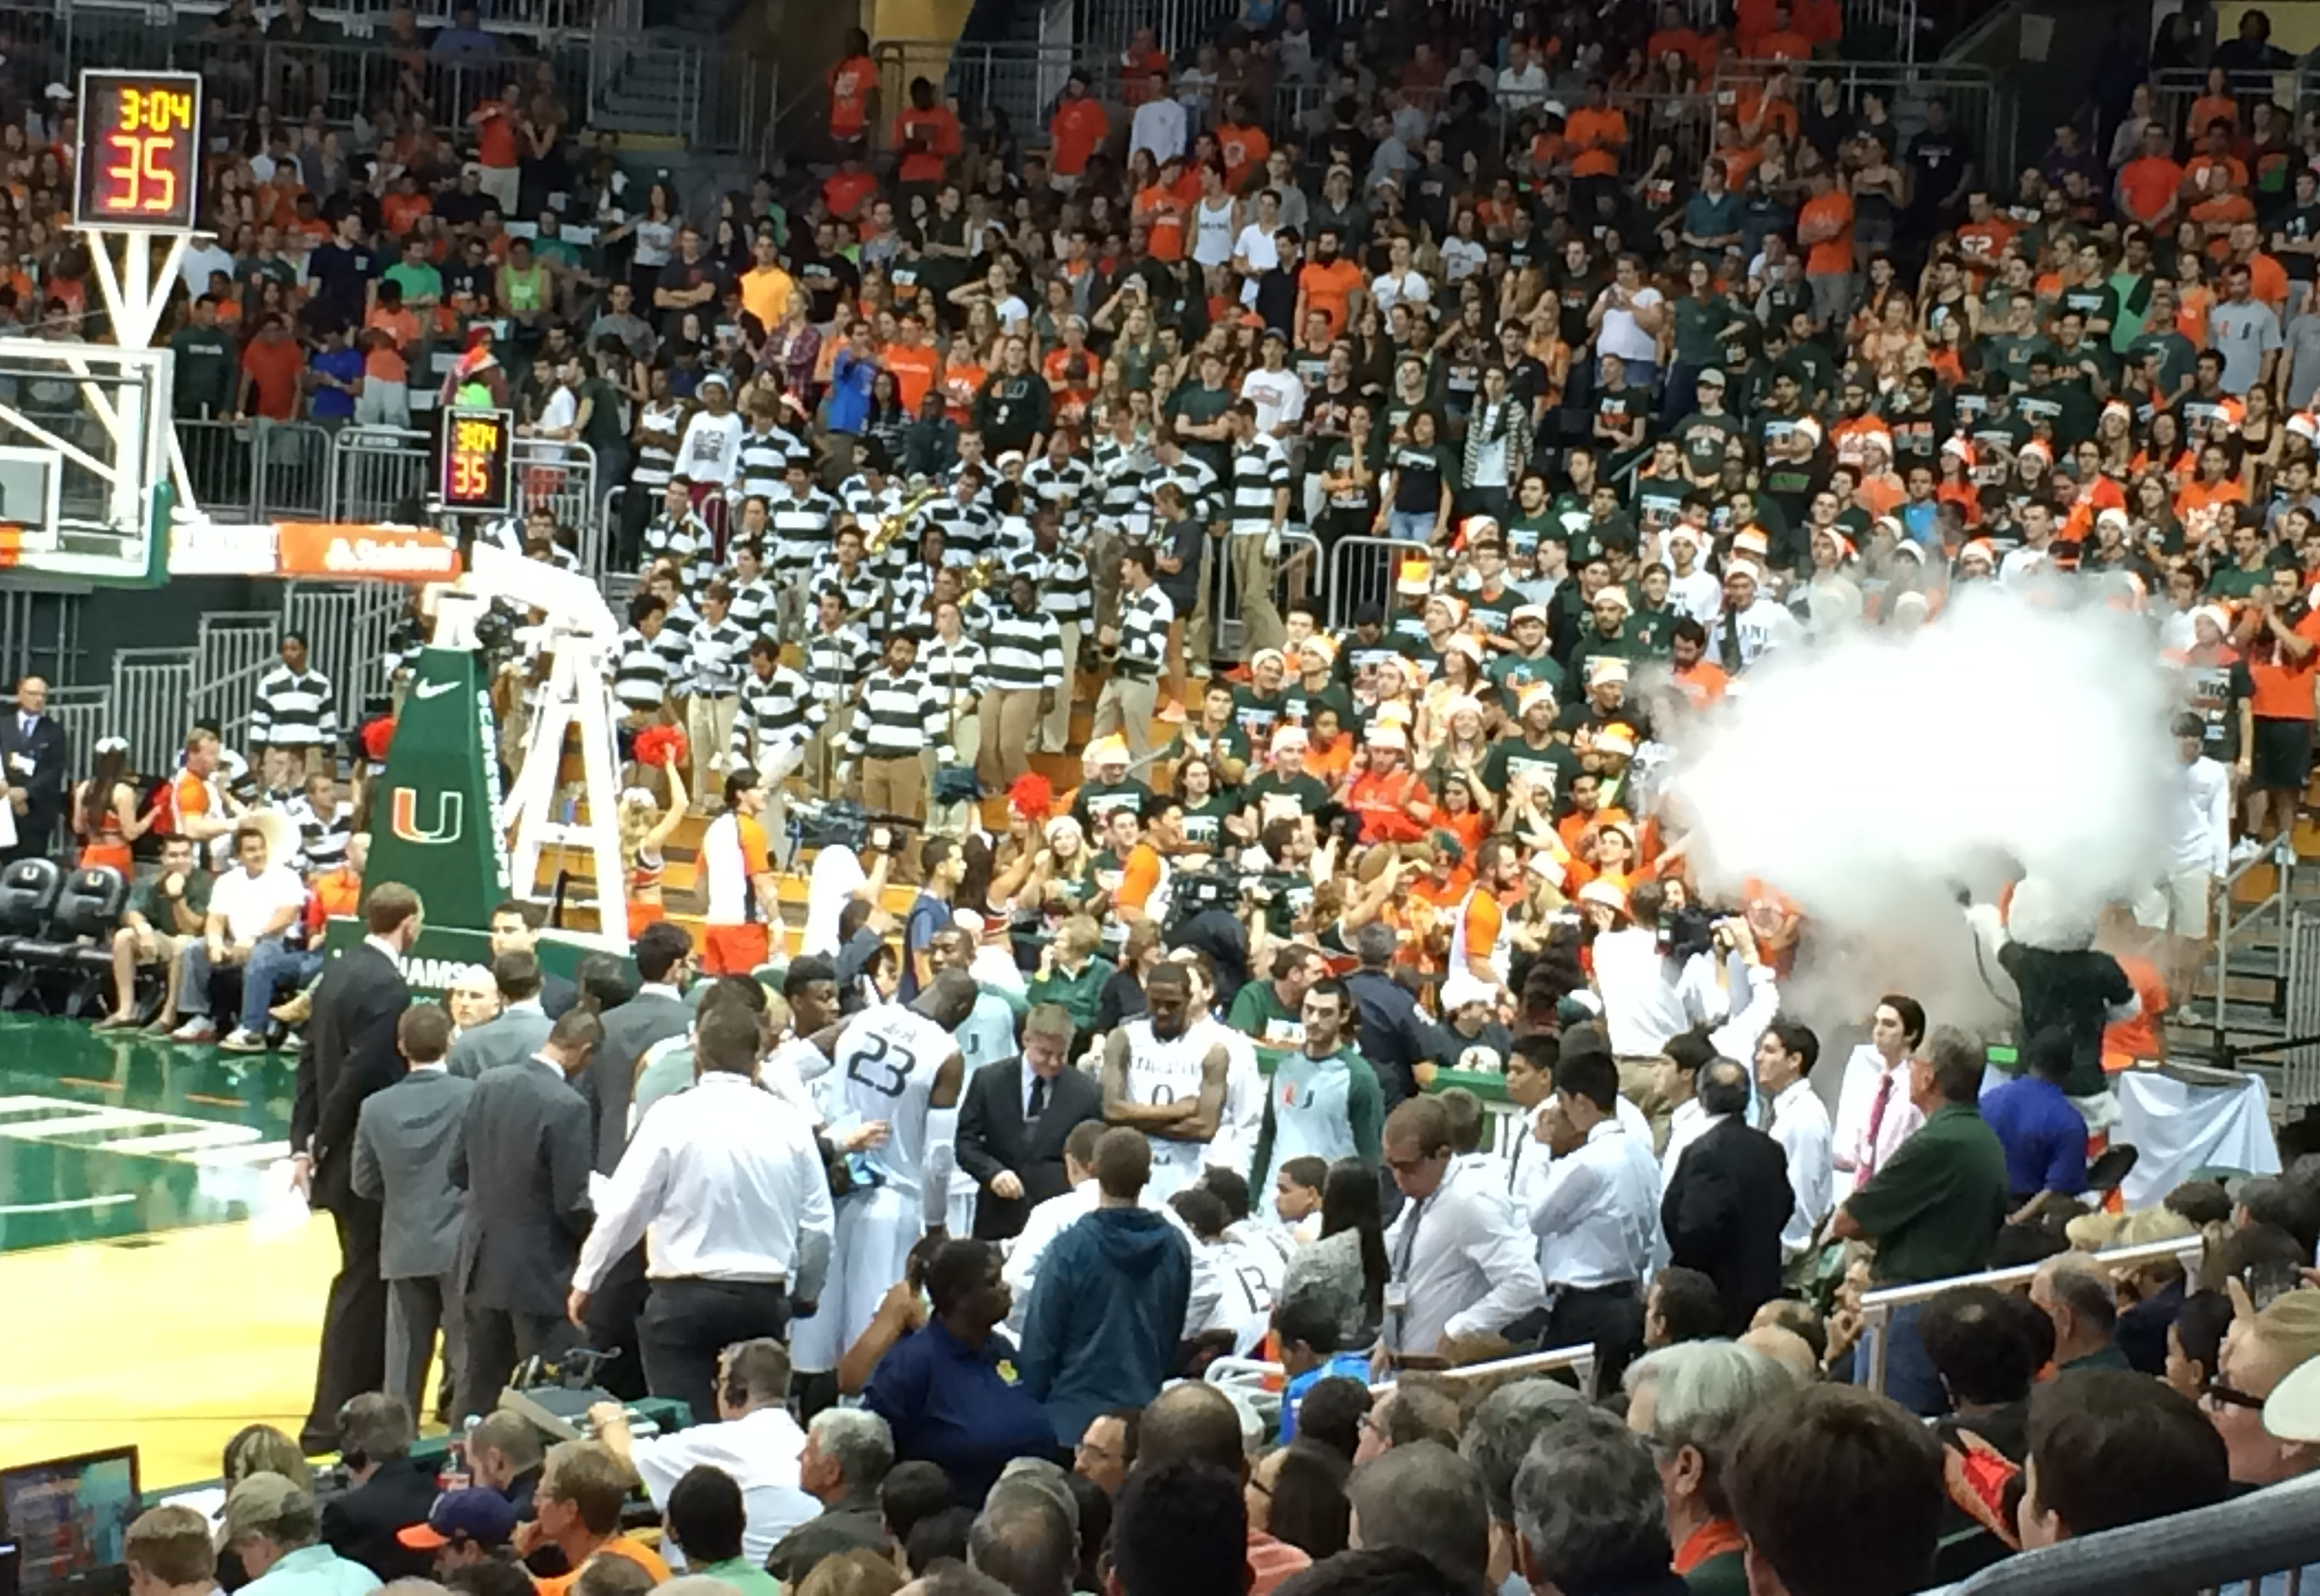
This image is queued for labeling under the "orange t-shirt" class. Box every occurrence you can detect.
[1050,98,1109,177]
[1298,257,1364,334]
[1799,189,1854,276]
[2248,610,2320,721]
[2118,156,2184,224]
[895,105,961,186]
[1135,183,1185,261]
[1672,660,1730,710]
[1755,27,1812,59]
[941,359,985,424]
[1457,886,1504,969]
[828,54,877,138]
[474,100,518,169]
[2189,94,2240,140]
[164,769,212,836]
[380,191,431,235]
[538,1540,672,1596]
[1216,121,1270,191]
[736,813,773,876]
[2249,250,2290,309]
[886,340,940,413]
[824,167,877,219]
[1564,107,1627,179]
[1117,841,1163,915]
[2103,954,2168,1068]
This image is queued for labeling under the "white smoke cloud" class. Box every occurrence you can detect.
[1667,585,2177,1034]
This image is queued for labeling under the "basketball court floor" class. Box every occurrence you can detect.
[0,1017,336,1486]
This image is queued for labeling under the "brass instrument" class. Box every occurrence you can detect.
[959,555,1001,598]
[864,480,942,559]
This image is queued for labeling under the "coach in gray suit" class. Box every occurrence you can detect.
[450,1006,600,1422]
[352,1003,475,1423]
[585,922,697,1173]
[448,950,555,1079]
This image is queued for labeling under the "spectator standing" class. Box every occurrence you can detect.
[1530,1048,1658,1390]
[1754,1021,1833,1271]
[1381,1095,1546,1364]
[350,1003,472,1423]
[955,1002,1107,1241]
[294,885,420,1452]
[250,633,338,785]
[1832,1028,2013,1416]
[1981,1028,2093,1203]
[0,673,66,863]
[1661,1059,1795,1335]
[450,1009,600,1423]
[1020,1128,1193,1447]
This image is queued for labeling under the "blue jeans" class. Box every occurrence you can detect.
[241,940,323,1034]
[1386,509,1436,544]
[1862,1300,1948,1417]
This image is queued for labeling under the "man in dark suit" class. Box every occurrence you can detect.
[489,898,577,1016]
[579,919,695,1398]
[447,951,555,1079]
[0,674,66,863]
[319,1392,440,1581]
[295,882,422,1453]
[450,1005,600,1422]
[1661,1058,1795,1335]
[352,1002,473,1423]
[955,1002,1105,1239]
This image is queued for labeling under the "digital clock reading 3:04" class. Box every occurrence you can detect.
[73,71,204,232]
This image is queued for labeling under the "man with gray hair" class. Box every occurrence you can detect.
[1622,1341,1798,1591]
[765,1408,897,1584]
[222,1474,382,1596]
[1343,919,1435,1108]
[1512,1406,1681,1595]
[968,1479,1077,1596]
[1461,1380,1587,1596]
[322,1393,436,1582]
[1347,1439,1491,1593]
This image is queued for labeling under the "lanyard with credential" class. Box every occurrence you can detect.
[1388,1192,1430,1352]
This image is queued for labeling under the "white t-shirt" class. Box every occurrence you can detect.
[1371,269,1432,320]
[1239,367,1307,436]
[1597,287,1664,364]
[678,410,746,486]
[180,242,237,299]
[210,863,307,944]
[701,810,770,924]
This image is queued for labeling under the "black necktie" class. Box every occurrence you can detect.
[1720,608,1744,672]
[1028,1073,1050,1121]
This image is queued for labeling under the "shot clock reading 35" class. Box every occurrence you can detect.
[73,71,203,232]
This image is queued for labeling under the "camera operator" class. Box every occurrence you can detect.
[1580,879,1727,1149]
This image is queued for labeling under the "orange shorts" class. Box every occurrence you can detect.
[701,922,769,975]
[627,899,667,941]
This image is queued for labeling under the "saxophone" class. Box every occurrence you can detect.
[864,481,943,559]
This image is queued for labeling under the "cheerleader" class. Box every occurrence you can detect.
[618,739,689,938]
[71,737,156,876]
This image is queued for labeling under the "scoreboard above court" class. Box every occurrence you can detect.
[73,70,203,233]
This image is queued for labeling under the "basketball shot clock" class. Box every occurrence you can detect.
[73,71,202,232]
[437,408,515,516]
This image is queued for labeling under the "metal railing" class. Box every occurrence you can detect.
[1944,1471,2320,1593]
[322,425,605,570]
[1856,1235,2205,1400]
[284,579,411,718]
[190,612,290,751]
[870,38,2012,191]
[1325,532,1429,632]
[180,419,336,525]
[66,0,611,34]
[43,685,110,776]
[2149,65,2318,150]
[1206,526,1321,661]
[111,648,198,777]
[2205,839,2296,1065]
[0,583,84,689]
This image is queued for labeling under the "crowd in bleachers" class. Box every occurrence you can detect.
[25,0,2320,1588]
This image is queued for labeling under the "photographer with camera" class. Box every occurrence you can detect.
[1580,878,1732,1150]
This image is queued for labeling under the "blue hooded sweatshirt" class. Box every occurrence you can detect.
[1017,1204,1191,1446]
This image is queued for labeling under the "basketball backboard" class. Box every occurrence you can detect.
[0,337,169,582]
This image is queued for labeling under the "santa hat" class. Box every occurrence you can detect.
[1396,557,1434,596]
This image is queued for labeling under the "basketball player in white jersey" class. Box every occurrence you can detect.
[1101,962,1230,1202]
[789,969,977,1377]
[1168,951,1264,1179]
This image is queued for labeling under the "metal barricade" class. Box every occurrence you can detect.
[327,426,433,525]
[514,439,600,569]
[189,612,288,751]
[284,580,410,721]
[112,648,199,777]
[43,686,110,778]
[174,419,258,524]
[1326,533,1430,632]
[1946,1471,2320,1593]
[1206,526,1322,662]
[1857,1236,2206,1400]
[255,420,335,522]
[0,584,83,689]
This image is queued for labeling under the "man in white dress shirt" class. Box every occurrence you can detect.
[1379,1095,1546,1368]
[569,1001,835,1429]
[1756,1020,1833,1271]
[587,1338,819,1564]
[1831,994,1927,1200]
[1531,1048,1659,1394]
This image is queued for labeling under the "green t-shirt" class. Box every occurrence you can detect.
[133,867,213,930]
[1244,771,1331,818]
[1481,733,1578,800]
[1489,650,1564,699]
[383,260,443,305]
[1176,792,1238,851]
[1168,384,1236,475]
[169,325,237,414]
[1231,685,1291,745]
[1227,977,1304,1046]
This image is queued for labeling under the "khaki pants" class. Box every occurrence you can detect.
[1617,1056,1672,1155]
[927,711,979,837]
[1093,672,1159,761]
[1232,530,1285,656]
[1184,534,1219,673]
[859,753,929,829]
[1039,621,1080,752]
[981,688,1043,791]
[685,694,737,798]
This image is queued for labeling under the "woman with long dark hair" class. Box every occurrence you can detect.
[1281,1157,1388,1348]
[71,736,153,876]
[1247,1439,1351,1560]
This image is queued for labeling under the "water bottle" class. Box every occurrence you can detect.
[442,1413,480,1491]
